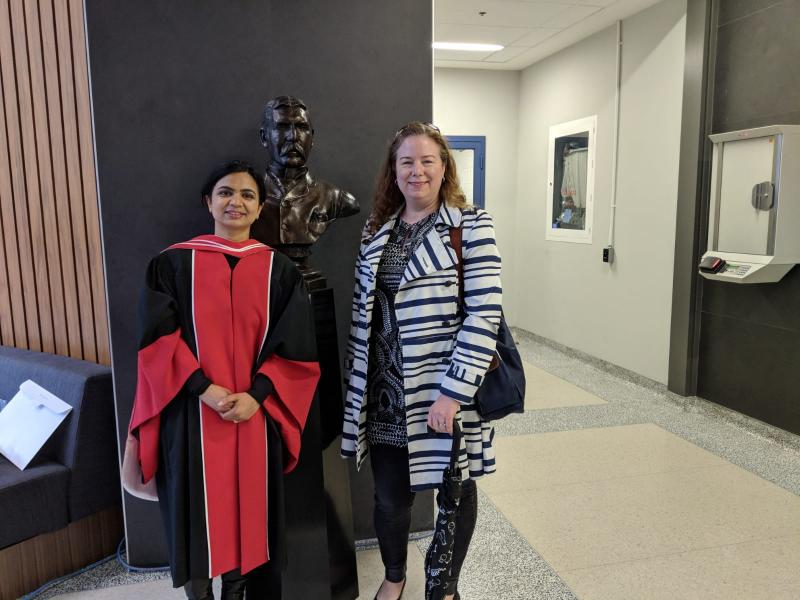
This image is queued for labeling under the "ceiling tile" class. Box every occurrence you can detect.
[542,4,604,28]
[435,22,533,46]
[512,27,561,47]
[434,48,496,61]
[482,45,531,62]
[436,0,568,27]
[434,0,666,70]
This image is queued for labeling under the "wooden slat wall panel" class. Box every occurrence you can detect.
[25,0,69,356]
[0,0,109,365]
[1,0,41,352]
[10,0,55,354]
[53,0,94,362]
[0,4,25,348]
[40,0,82,358]
[0,50,18,347]
[70,0,109,365]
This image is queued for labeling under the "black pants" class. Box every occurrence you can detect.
[183,560,282,600]
[370,443,478,596]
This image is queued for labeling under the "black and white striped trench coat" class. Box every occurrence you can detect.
[341,202,501,490]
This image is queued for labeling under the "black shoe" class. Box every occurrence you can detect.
[184,578,214,600]
[221,577,247,600]
[374,578,406,600]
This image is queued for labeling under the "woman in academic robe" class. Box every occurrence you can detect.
[122,160,320,600]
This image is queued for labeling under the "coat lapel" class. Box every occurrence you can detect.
[400,203,462,288]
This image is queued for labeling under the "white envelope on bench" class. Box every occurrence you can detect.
[0,380,72,470]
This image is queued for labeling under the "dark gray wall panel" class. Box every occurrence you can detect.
[86,0,433,589]
[698,312,800,433]
[693,0,800,434]
[717,0,788,25]
[713,0,800,133]
[702,270,800,333]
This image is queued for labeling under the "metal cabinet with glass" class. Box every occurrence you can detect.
[700,125,800,283]
[545,116,596,244]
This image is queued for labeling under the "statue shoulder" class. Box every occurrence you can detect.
[310,175,359,216]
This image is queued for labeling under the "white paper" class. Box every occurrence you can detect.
[0,380,72,470]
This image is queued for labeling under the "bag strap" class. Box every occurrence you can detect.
[450,224,501,372]
[449,226,464,308]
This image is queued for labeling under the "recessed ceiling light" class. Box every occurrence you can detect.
[432,42,504,52]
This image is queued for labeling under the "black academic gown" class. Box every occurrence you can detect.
[128,235,320,588]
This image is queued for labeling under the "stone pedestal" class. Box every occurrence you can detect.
[283,281,358,600]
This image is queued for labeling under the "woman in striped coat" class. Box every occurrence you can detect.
[342,122,501,600]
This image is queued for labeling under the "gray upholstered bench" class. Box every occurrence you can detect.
[0,346,122,599]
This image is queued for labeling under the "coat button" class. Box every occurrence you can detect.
[281,223,289,231]
[444,281,454,287]
[442,320,450,327]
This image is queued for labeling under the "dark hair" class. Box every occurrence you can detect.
[366,121,468,236]
[260,95,311,132]
[200,160,266,206]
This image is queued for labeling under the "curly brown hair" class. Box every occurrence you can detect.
[365,122,469,237]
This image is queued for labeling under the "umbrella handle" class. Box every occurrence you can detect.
[449,421,462,472]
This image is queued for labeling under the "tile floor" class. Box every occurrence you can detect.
[31,332,800,599]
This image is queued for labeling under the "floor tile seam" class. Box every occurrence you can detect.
[492,424,735,454]
[557,531,800,574]
[527,370,668,407]
[479,461,740,496]
[647,418,800,497]
[524,361,629,399]
[649,414,800,464]
[474,488,580,597]
[493,414,672,438]
[520,367,800,481]
[518,329,800,452]
[657,392,800,453]
[528,369,643,403]
[515,406,651,422]
[514,328,668,393]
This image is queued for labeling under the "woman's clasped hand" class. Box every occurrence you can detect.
[199,384,260,423]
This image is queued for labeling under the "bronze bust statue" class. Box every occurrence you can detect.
[250,96,359,280]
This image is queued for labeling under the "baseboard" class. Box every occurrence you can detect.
[0,505,123,600]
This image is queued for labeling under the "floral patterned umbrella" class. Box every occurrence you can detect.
[424,422,462,600]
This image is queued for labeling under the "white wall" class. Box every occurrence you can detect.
[512,0,686,383]
[433,0,686,383]
[433,68,521,321]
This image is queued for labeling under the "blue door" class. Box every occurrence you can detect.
[446,136,486,208]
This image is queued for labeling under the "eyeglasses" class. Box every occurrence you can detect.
[394,122,441,138]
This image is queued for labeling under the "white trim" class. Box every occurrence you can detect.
[191,250,213,576]
[257,252,274,357]
[176,239,266,253]
[191,251,200,362]
[264,416,270,560]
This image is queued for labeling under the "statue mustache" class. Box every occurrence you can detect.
[281,143,305,156]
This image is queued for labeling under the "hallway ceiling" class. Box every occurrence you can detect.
[435,0,662,70]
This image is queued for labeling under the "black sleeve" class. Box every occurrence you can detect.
[185,369,212,396]
[248,373,275,404]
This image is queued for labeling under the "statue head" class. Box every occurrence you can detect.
[259,95,314,170]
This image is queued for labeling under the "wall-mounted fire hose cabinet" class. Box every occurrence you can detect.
[700,125,800,283]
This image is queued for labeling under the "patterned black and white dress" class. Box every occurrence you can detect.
[366,212,437,447]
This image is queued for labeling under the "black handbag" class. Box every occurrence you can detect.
[450,226,525,420]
